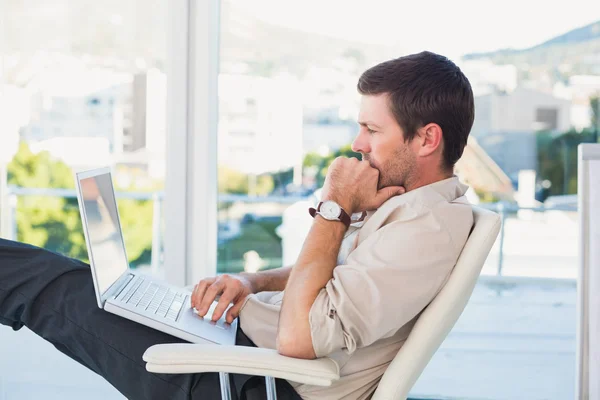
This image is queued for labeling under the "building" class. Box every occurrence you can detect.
[472,87,571,135]
[302,123,355,155]
[218,74,304,180]
[15,62,168,180]
[21,66,132,151]
[471,87,571,181]
[126,69,166,154]
[115,68,167,181]
[554,75,600,130]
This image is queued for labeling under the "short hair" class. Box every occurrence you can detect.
[357,51,474,171]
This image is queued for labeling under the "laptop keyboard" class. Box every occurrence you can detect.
[119,276,187,321]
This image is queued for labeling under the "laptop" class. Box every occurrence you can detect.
[74,166,237,345]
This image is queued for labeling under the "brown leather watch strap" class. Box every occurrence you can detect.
[308,202,351,228]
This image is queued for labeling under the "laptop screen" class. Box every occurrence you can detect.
[78,172,129,295]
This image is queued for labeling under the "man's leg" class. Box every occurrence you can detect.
[0,238,228,400]
[0,239,303,400]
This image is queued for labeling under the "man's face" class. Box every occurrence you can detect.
[351,94,417,189]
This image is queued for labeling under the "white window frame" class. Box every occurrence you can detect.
[577,144,600,399]
[164,0,220,286]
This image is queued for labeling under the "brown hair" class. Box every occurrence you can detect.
[357,51,474,171]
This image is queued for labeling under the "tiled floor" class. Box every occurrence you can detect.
[0,278,576,400]
[412,277,576,400]
[0,327,124,399]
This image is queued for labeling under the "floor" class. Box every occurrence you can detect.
[411,277,576,400]
[0,277,576,400]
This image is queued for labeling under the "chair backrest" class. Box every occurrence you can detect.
[372,206,501,400]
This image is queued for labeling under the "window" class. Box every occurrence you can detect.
[1,1,168,279]
[536,107,559,131]
[215,1,596,399]
[1,1,596,398]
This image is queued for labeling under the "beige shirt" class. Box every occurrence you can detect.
[239,177,473,400]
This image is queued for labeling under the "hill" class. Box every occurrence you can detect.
[219,1,395,77]
[463,20,600,76]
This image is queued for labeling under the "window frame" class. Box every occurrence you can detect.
[164,0,220,286]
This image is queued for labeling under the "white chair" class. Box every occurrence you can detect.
[143,206,501,400]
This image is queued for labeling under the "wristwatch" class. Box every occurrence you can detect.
[309,200,351,228]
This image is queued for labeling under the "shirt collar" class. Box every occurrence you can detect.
[365,176,469,218]
[356,176,469,240]
[422,176,469,203]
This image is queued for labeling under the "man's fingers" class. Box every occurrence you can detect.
[225,300,245,324]
[197,280,224,316]
[191,278,213,309]
[211,288,236,322]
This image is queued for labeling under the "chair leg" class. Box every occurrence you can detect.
[219,372,232,400]
[218,372,277,400]
[265,376,277,400]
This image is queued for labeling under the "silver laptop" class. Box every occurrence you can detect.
[74,167,237,345]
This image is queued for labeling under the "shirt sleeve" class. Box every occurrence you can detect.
[308,210,469,358]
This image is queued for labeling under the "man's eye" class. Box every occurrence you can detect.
[367,128,376,135]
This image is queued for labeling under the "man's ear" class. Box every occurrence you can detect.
[417,123,443,157]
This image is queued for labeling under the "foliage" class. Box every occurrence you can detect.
[270,168,294,191]
[7,143,87,259]
[7,142,154,267]
[218,166,274,195]
[8,142,74,189]
[536,128,597,198]
[6,144,278,269]
[302,144,360,187]
[591,95,600,133]
[217,219,282,274]
[117,198,154,267]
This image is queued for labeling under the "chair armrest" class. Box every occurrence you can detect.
[143,344,340,386]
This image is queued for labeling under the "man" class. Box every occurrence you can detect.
[0,51,474,399]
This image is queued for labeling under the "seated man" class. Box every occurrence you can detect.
[0,51,475,400]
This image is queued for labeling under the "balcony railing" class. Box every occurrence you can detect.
[1,187,578,279]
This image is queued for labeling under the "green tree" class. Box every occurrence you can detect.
[117,198,154,266]
[8,142,74,188]
[218,166,274,195]
[7,142,155,266]
[591,95,600,140]
[537,128,596,197]
[303,144,360,187]
[270,168,294,191]
[7,142,87,259]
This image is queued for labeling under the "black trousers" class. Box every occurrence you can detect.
[0,238,302,400]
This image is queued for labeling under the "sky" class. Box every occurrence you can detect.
[231,0,600,59]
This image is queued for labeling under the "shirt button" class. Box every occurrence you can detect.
[328,308,336,319]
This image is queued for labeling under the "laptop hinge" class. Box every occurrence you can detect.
[113,273,135,299]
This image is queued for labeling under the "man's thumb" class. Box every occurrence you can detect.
[375,186,405,205]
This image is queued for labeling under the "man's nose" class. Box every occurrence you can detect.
[351,132,370,153]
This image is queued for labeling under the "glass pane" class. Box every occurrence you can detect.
[497,209,578,279]
[218,1,597,399]
[1,1,167,279]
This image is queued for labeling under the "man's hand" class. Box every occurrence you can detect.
[321,157,405,214]
[191,274,254,324]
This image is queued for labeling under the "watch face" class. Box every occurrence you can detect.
[320,201,341,220]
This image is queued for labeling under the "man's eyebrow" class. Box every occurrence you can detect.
[358,121,382,129]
